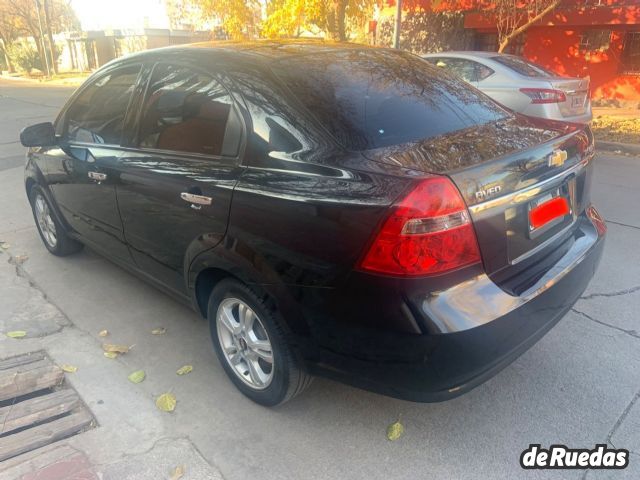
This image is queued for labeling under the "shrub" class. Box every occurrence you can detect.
[7,40,42,73]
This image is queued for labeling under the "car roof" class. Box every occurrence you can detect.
[423,51,506,59]
[117,39,381,65]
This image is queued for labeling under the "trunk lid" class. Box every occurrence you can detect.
[363,115,595,293]
[549,76,590,118]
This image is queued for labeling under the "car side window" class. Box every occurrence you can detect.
[64,64,141,145]
[137,64,241,157]
[432,58,494,83]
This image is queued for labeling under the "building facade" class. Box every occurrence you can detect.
[385,0,640,102]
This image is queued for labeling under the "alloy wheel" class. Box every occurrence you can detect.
[34,193,57,249]
[216,297,274,390]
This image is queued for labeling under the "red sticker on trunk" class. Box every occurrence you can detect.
[530,197,570,230]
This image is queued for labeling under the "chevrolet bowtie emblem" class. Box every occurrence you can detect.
[549,149,568,168]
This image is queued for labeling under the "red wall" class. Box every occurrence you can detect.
[522,26,640,101]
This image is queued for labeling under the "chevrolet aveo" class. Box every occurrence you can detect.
[20,41,605,406]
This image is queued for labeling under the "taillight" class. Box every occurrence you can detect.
[520,88,566,104]
[359,176,481,276]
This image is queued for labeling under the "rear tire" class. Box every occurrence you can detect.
[29,185,83,257]
[208,278,312,406]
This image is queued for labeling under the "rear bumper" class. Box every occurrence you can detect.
[522,102,593,124]
[300,213,605,402]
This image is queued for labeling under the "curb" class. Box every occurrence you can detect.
[597,140,640,156]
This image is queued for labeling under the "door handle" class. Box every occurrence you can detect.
[180,192,212,208]
[88,171,107,183]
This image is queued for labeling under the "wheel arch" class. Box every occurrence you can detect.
[189,243,311,338]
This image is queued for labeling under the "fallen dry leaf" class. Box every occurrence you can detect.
[102,343,130,354]
[151,327,167,335]
[128,370,146,384]
[0,242,10,249]
[61,364,77,373]
[98,329,109,337]
[103,352,118,359]
[14,255,28,265]
[156,392,177,412]
[386,420,404,441]
[169,465,185,480]
[176,365,193,376]
[6,330,27,338]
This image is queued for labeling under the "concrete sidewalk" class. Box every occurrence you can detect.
[0,249,224,480]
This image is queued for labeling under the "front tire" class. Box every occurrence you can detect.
[208,279,312,406]
[29,185,83,257]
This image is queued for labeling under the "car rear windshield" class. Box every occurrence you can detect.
[274,49,509,150]
[491,55,556,78]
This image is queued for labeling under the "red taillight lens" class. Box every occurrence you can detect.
[359,176,481,276]
[529,197,570,230]
[520,88,567,104]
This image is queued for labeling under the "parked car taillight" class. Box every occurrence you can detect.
[520,88,567,104]
[359,176,481,276]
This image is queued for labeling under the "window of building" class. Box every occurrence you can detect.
[579,30,611,53]
[138,64,241,157]
[504,34,526,56]
[476,33,498,52]
[65,64,141,145]
[621,31,640,74]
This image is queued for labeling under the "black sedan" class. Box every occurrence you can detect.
[20,41,605,406]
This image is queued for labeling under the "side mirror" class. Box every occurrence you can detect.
[20,122,57,147]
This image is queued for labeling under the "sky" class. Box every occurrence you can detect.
[70,0,171,31]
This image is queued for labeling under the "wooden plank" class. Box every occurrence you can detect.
[0,352,46,371]
[0,389,80,435]
[0,361,63,402]
[0,409,93,462]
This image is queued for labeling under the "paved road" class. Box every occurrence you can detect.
[1,78,639,479]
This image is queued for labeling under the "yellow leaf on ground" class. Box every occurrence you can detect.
[98,329,109,337]
[170,465,185,480]
[151,327,166,335]
[0,242,10,249]
[128,370,146,384]
[102,344,130,354]
[176,365,193,376]
[61,364,77,373]
[386,420,404,441]
[14,255,28,265]
[6,331,27,338]
[156,392,177,412]
[103,351,118,359]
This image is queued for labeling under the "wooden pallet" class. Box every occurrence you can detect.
[0,352,94,463]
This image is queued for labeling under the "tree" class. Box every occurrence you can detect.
[1,0,78,74]
[492,0,561,52]
[176,0,373,42]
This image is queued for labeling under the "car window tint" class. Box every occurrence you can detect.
[230,69,310,155]
[491,56,555,78]
[276,50,508,150]
[434,58,479,82]
[138,64,240,156]
[65,65,140,145]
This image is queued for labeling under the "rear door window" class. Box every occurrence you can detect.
[491,56,556,78]
[137,64,241,157]
[64,64,141,145]
[276,50,508,150]
[431,57,491,83]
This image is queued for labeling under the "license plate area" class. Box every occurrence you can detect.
[528,184,573,239]
[571,96,584,108]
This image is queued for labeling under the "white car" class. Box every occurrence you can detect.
[423,51,592,123]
